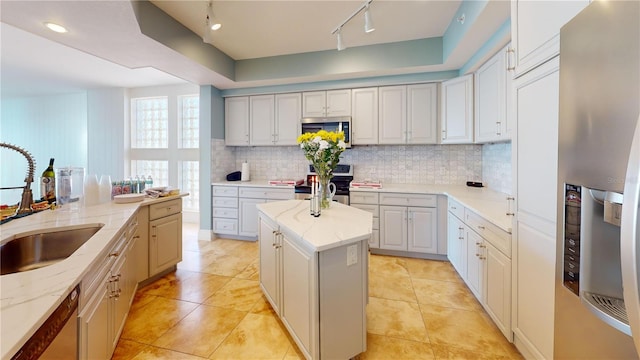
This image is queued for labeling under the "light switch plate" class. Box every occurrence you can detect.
[347,244,358,266]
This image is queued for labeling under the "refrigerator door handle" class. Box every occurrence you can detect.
[621,114,640,355]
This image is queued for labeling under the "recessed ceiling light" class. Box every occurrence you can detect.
[44,22,68,33]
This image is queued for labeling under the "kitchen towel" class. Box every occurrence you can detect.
[241,162,250,181]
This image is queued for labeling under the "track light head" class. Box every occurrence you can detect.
[337,29,346,51]
[206,1,222,31]
[203,15,213,43]
[364,5,375,33]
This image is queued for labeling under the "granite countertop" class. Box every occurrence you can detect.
[257,200,373,252]
[0,195,185,360]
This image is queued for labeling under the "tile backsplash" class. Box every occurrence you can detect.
[212,141,512,194]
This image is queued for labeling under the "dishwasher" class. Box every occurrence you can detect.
[12,285,79,360]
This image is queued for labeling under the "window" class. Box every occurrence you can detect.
[129,87,200,217]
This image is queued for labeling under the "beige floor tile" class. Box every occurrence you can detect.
[283,344,306,360]
[208,312,292,359]
[138,269,232,303]
[404,257,461,282]
[129,345,207,360]
[250,293,278,316]
[152,304,247,358]
[178,249,217,272]
[420,304,512,357]
[200,252,256,277]
[120,296,199,344]
[369,272,417,303]
[203,278,263,312]
[431,343,523,359]
[111,339,147,360]
[369,254,410,277]
[235,258,259,280]
[358,333,435,360]
[411,277,482,311]
[366,297,429,343]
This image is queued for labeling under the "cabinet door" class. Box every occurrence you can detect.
[302,91,326,117]
[351,88,379,145]
[379,205,407,251]
[274,93,301,145]
[149,213,182,276]
[225,96,250,146]
[511,0,589,77]
[485,241,512,340]
[407,84,438,144]
[475,48,506,143]
[134,206,149,283]
[441,75,474,144]
[250,95,275,146]
[111,253,128,351]
[326,89,351,116]
[239,198,266,237]
[281,235,313,355]
[465,229,484,300]
[447,213,466,275]
[407,207,437,253]
[378,86,407,144]
[79,276,109,360]
[259,217,281,315]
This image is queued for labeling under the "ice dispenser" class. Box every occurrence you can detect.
[563,183,630,334]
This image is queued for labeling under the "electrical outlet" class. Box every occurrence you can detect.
[347,244,358,266]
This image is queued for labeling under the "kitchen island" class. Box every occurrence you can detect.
[257,200,372,360]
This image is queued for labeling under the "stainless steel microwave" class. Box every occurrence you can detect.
[300,116,351,148]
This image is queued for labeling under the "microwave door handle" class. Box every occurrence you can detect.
[621,114,640,355]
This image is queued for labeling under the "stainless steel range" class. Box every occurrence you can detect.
[294,164,353,205]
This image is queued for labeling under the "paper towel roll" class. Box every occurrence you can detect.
[241,162,250,181]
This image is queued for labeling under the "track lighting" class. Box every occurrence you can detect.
[364,5,375,33]
[331,0,375,51]
[44,22,67,33]
[336,28,346,51]
[203,1,221,43]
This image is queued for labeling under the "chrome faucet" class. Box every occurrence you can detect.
[0,142,35,215]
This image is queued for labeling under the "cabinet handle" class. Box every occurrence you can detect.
[109,251,120,258]
[451,206,457,210]
[506,196,515,216]
[442,129,446,140]
[506,48,515,71]
[477,225,485,230]
[496,121,501,136]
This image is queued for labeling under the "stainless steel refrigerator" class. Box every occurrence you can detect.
[555,0,640,358]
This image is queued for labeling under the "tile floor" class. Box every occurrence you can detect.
[112,222,523,359]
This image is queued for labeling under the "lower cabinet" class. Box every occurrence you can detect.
[379,193,438,254]
[258,214,367,360]
[349,191,380,249]
[149,211,182,276]
[446,198,512,341]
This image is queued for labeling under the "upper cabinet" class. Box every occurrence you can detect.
[226,93,301,146]
[378,84,438,145]
[225,96,250,146]
[302,90,351,117]
[441,75,474,144]
[511,0,589,77]
[475,44,513,143]
[351,87,379,145]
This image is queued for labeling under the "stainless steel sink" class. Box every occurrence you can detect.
[1,224,104,275]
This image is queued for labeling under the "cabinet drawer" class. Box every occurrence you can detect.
[379,193,436,207]
[464,209,511,257]
[149,199,182,221]
[212,186,238,197]
[350,203,379,218]
[239,187,293,200]
[212,196,238,208]
[448,198,464,219]
[213,218,238,235]
[350,191,379,205]
[213,207,238,219]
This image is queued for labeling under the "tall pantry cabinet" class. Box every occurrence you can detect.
[509,1,589,359]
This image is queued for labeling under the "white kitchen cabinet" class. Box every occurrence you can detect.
[259,215,281,315]
[379,193,437,254]
[485,240,512,339]
[249,95,275,146]
[239,197,266,236]
[149,198,183,276]
[274,93,302,145]
[133,206,149,283]
[250,93,301,146]
[447,211,466,275]
[351,88,379,145]
[511,56,560,359]
[302,89,351,117]
[225,96,250,146]
[465,227,485,300]
[350,191,380,249]
[378,86,407,144]
[79,271,110,360]
[441,75,474,144]
[475,44,513,143]
[378,84,438,145]
[511,0,589,77]
[212,185,239,236]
